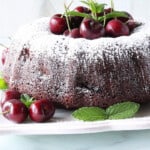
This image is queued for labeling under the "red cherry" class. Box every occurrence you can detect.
[126,20,139,31]
[1,48,9,65]
[29,99,55,122]
[63,30,70,36]
[64,28,82,38]
[2,99,28,123]
[49,14,67,34]
[74,6,91,14]
[80,18,105,39]
[105,19,130,37]
[1,90,21,108]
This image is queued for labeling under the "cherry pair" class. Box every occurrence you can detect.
[1,90,55,123]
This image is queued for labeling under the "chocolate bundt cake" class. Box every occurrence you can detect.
[2,17,150,108]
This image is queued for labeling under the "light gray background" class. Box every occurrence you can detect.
[0,0,150,38]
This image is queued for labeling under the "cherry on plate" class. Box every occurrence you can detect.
[2,99,28,123]
[1,89,21,107]
[29,99,55,122]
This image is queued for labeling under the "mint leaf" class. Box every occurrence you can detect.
[94,3,106,14]
[67,11,91,18]
[0,78,8,90]
[80,0,89,6]
[98,11,128,22]
[80,0,106,17]
[106,101,140,119]
[20,94,34,108]
[72,107,107,121]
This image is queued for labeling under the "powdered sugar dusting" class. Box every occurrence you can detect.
[3,17,150,108]
[11,17,150,61]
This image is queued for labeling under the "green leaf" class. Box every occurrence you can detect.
[0,78,8,90]
[106,101,140,119]
[80,0,90,6]
[67,11,91,18]
[20,94,34,108]
[81,0,106,14]
[89,0,97,13]
[72,107,107,121]
[94,3,106,14]
[98,11,128,22]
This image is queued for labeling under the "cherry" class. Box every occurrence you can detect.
[1,89,21,108]
[1,48,9,65]
[126,19,139,31]
[105,19,129,37]
[2,99,28,123]
[29,99,55,122]
[74,6,91,14]
[80,18,105,39]
[49,14,67,34]
[64,28,82,38]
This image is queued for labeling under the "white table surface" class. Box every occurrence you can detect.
[0,130,150,150]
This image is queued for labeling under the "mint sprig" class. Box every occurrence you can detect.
[20,94,34,108]
[0,77,8,90]
[72,107,107,121]
[106,101,140,119]
[81,0,106,14]
[98,11,128,22]
[67,0,128,23]
[67,11,91,19]
[72,101,140,121]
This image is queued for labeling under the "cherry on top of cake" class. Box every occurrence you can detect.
[49,0,139,40]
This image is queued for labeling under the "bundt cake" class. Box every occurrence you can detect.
[2,0,150,109]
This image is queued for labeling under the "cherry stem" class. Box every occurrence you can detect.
[103,11,106,27]
[64,3,71,32]
[0,110,10,115]
[110,0,114,11]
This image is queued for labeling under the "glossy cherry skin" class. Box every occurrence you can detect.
[80,18,105,39]
[126,20,139,31]
[2,99,28,123]
[49,14,67,34]
[1,48,9,65]
[105,19,129,37]
[29,99,55,122]
[64,28,82,38]
[1,89,21,108]
[74,6,91,14]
